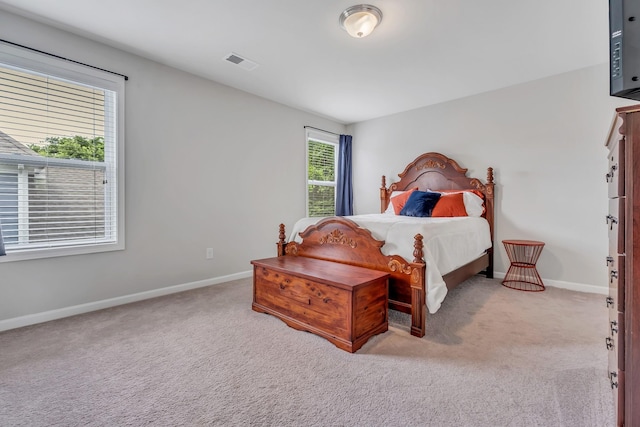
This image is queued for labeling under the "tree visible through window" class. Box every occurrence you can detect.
[307,135,338,217]
[29,136,105,162]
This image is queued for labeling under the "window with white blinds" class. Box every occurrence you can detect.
[306,130,338,217]
[0,42,125,261]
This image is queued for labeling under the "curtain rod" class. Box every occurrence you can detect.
[304,126,341,136]
[0,39,129,81]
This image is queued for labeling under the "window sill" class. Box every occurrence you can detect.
[0,241,125,263]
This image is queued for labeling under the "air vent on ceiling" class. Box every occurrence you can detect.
[223,53,259,71]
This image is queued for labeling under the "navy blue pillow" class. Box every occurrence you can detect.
[400,191,442,217]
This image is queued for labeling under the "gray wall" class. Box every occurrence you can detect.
[348,64,635,291]
[0,10,345,323]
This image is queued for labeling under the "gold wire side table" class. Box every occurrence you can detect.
[502,240,545,291]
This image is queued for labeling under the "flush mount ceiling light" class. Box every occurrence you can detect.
[339,4,383,38]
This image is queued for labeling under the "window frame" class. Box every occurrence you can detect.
[305,129,339,217]
[0,42,125,262]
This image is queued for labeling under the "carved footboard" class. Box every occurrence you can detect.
[277,218,428,337]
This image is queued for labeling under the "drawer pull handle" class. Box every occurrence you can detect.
[606,165,617,183]
[610,371,618,389]
[606,215,618,230]
[606,337,614,350]
[611,321,618,334]
[610,270,618,283]
[606,256,614,266]
[606,296,614,308]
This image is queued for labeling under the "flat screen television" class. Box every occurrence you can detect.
[610,0,640,100]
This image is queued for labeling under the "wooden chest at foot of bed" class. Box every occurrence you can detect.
[251,256,389,353]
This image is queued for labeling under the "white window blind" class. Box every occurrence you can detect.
[306,130,338,217]
[0,42,124,260]
[0,172,18,244]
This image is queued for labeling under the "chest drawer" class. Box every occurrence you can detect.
[254,266,350,336]
[607,137,625,198]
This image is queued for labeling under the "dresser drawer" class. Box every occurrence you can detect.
[609,368,625,425]
[608,310,625,371]
[254,267,350,336]
[608,254,625,313]
[607,137,625,198]
[608,197,625,254]
[607,329,619,379]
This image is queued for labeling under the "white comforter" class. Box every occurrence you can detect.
[288,214,492,314]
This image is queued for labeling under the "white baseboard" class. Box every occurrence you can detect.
[2,270,607,333]
[493,272,608,295]
[0,270,253,333]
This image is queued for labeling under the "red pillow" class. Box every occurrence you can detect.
[390,187,419,214]
[439,189,486,216]
[432,192,468,217]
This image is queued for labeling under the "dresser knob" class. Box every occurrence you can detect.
[606,215,618,230]
[610,270,618,283]
[606,296,614,308]
[606,337,614,350]
[606,256,614,266]
[611,321,619,334]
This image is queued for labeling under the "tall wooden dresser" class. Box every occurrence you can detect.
[606,104,640,426]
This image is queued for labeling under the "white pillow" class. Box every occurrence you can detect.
[384,191,406,214]
[461,191,484,217]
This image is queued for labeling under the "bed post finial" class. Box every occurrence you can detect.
[277,224,286,257]
[413,234,424,263]
[380,175,389,214]
[487,167,494,184]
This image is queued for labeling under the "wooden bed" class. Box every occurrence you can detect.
[277,152,495,338]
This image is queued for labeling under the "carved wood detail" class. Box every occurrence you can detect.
[413,234,424,263]
[388,259,412,275]
[416,159,446,170]
[277,223,287,256]
[284,243,299,256]
[319,229,357,248]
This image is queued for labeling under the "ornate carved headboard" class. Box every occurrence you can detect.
[380,152,495,241]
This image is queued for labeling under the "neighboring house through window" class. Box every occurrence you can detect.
[306,129,339,217]
[0,42,125,261]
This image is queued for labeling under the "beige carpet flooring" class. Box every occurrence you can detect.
[0,276,614,426]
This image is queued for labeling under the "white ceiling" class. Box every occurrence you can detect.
[0,0,609,124]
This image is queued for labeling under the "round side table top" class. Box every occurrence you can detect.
[502,239,545,246]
